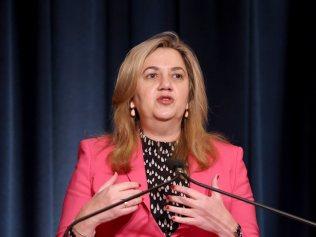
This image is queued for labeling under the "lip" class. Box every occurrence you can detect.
[157,95,174,105]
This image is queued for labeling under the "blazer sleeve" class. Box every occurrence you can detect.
[56,140,93,237]
[230,147,260,237]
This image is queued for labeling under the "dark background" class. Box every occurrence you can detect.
[1,0,315,236]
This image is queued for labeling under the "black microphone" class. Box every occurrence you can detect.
[167,159,316,228]
[63,172,181,237]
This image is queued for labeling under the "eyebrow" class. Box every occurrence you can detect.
[142,66,186,73]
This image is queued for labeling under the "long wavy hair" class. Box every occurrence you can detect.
[109,31,222,173]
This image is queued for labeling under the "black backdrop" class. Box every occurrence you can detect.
[1,0,315,236]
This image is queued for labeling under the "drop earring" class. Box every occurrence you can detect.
[130,101,136,117]
[184,104,189,118]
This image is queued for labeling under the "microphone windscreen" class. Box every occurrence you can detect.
[166,158,185,170]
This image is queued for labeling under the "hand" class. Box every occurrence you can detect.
[166,175,238,237]
[74,173,142,236]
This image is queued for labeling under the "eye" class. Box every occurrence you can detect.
[173,73,183,80]
[145,73,158,79]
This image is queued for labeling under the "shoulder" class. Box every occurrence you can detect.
[212,138,243,159]
[76,135,122,176]
[79,135,114,154]
[209,136,244,168]
[77,135,115,163]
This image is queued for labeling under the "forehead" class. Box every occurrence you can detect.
[142,47,186,69]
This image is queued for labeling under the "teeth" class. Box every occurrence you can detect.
[158,96,173,103]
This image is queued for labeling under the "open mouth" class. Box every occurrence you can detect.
[157,96,174,105]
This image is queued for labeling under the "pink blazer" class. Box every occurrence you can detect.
[56,137,259,237]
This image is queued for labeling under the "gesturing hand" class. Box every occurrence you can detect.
[74,173,142,236]
[166,175,238,237]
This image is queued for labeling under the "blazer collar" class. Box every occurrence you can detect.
[188,155,214,196]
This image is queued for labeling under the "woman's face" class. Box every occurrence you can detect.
[133,47,190,124]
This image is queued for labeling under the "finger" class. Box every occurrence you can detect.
[171,215,196,225]
[113,181,140,191]
[119,188,142,199]
[172,185,204,200]
[120,204,139,215]
[120,196,143,209]
[121,196,143,207]
[98,172,118,193]
[115,189,143,206]
[168,195,196,208]
[165,205,194,218]
[211,174,222,199]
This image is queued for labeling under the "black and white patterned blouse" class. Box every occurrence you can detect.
[141,131,189,237]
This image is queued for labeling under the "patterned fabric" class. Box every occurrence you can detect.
[140,131,189,237]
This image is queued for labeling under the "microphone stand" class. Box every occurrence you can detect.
[63,174,181,237]
[177,170,316,228]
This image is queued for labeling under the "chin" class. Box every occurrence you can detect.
[154,117,173,122]
[153,112,178,122]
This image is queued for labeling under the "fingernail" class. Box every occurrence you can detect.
[164,205,169,210]
[171,216,175,220]
[170,184,175,189]
[166,195,170,200]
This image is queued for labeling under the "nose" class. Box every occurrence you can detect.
[158,72,172,91]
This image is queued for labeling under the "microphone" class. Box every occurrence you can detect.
[167,159,316,228]
[63,172,181,237]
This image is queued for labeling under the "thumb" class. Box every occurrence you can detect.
[211,174,222,200]
[98,172,118,193]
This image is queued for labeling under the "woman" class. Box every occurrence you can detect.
[57,32,259,237]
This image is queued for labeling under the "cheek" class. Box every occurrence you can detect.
[178,85,190,104]
[178,95,189,111]
[134,88,155,109]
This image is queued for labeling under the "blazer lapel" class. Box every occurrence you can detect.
[188,154,216,196]
[126,140,151,211]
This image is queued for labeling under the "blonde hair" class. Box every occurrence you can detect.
[109,31,221,173]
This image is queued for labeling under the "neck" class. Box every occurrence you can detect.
[139,118,181,142]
